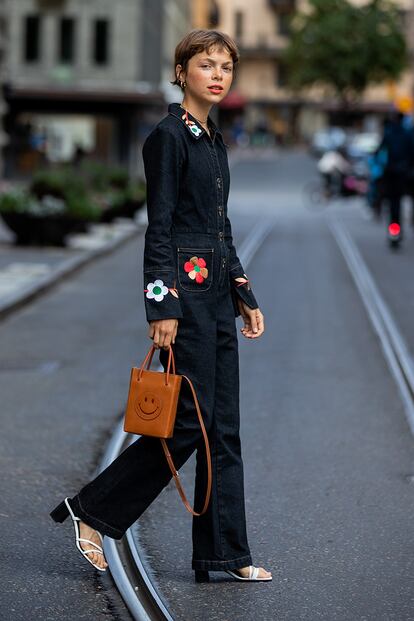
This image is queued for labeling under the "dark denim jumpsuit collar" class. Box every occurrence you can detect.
[168,102,223,144]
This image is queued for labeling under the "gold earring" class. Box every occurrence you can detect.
[182,81,187,88]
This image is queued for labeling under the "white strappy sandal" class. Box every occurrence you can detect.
[225,565,272,581]
[64,497,107,572]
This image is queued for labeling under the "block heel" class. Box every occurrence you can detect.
[194,570,210,583]
[50,498,70,523]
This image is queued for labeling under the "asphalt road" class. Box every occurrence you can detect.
[0,235,147,620]
[1,148,414,620]
[135,150,414,621]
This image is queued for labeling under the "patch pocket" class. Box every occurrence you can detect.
[177,247,214,292]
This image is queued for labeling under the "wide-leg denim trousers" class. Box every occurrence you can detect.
[68,271,252,572]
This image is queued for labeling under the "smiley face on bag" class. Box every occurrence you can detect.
[134,391,163,420]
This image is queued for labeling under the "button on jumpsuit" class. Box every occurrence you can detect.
[63,103,260,572]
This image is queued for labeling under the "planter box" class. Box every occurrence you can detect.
[1,212,89,246]
[99,198,145,223]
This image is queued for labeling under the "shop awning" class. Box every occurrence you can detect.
[218,90,247,109]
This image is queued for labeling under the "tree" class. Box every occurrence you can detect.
[283,0,407,105]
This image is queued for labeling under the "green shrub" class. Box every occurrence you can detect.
[125,180,146,202]
[0,189,27,213]
[80,161,130,191]
[64,189,101,220]
[0,189,67,216]
[1,161,146,222]
[30,168,87,199]
[79,161,109,192]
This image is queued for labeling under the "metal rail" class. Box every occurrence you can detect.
[329,215,414,435]
[99,216,277,620]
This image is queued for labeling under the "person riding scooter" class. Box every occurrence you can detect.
[317,146,352,197]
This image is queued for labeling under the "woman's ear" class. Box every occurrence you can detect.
[176,64,183,82]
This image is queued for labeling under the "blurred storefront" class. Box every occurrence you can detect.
[2,0,191,178]
[214,0,414,143]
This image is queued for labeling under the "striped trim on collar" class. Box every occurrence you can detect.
[168,102,223,141]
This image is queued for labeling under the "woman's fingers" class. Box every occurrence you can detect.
[149,319,178,349]
[162,330,173,349]
[257,311,264,334]
[250,311,259,334]
[240,309,265,338]
[172,323,178,344]
[152,324,160,348]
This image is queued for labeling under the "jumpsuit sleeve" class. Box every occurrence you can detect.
[142,126,184,323]
[224,214,259,316]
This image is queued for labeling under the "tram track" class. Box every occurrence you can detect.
[328,214,414,435]
[101,216,276,620]
[104,209,414,620]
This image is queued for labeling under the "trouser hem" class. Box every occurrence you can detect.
[191,553,252,571]
[70,495,125,540]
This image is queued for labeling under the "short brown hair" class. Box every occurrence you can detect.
[171,29,239,90]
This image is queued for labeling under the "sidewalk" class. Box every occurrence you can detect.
[0,208,147,319]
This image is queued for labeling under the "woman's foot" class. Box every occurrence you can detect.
[78,521,108,570]
[235,565,272,579]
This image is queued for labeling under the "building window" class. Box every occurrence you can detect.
[235,10,243,40]
[24,15,41,62]
[59,18,75,64]
[276,62,288,88]
[278,13,291,36]
[93,19,110,65]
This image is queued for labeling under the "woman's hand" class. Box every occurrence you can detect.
[149,318,178,349]
[237,299,265,339]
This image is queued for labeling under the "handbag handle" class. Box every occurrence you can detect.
[138,343,176,384]
[139,343,212,516]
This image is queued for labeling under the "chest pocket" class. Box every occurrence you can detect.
[177,247,214,292]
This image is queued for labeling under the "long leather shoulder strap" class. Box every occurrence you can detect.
[160,374,212,516]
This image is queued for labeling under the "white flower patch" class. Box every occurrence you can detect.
[146,279,169,302]
[190,124,203,137]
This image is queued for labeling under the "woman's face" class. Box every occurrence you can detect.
[177,46,234,104]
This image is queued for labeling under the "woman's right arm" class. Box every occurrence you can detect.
[142,126,183,346]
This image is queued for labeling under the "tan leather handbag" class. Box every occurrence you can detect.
[123,343,212,516]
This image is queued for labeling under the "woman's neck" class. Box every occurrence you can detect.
[180,96,212,128]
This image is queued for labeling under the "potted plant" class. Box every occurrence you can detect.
[0,184,101,246]
[81,161,146,222]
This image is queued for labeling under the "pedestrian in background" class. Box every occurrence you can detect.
[50,29,271,584]
[379,111,414,237]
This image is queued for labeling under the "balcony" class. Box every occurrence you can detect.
[268,0,296,13]
[238,34,288,59]
[36,0,67,8]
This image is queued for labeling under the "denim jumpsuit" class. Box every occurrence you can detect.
[63,102,260,572]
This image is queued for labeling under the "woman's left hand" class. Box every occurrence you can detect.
[237,299,265,339]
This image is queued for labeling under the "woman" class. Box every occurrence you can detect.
[50,29,271,583]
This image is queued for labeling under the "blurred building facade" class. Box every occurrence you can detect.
[1,0,191,177]
[214,0,414,143]
[1,0,413,172]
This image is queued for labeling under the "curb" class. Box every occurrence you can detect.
[0,212,147,321]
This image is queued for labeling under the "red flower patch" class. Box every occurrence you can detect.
[184,256,209,284]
